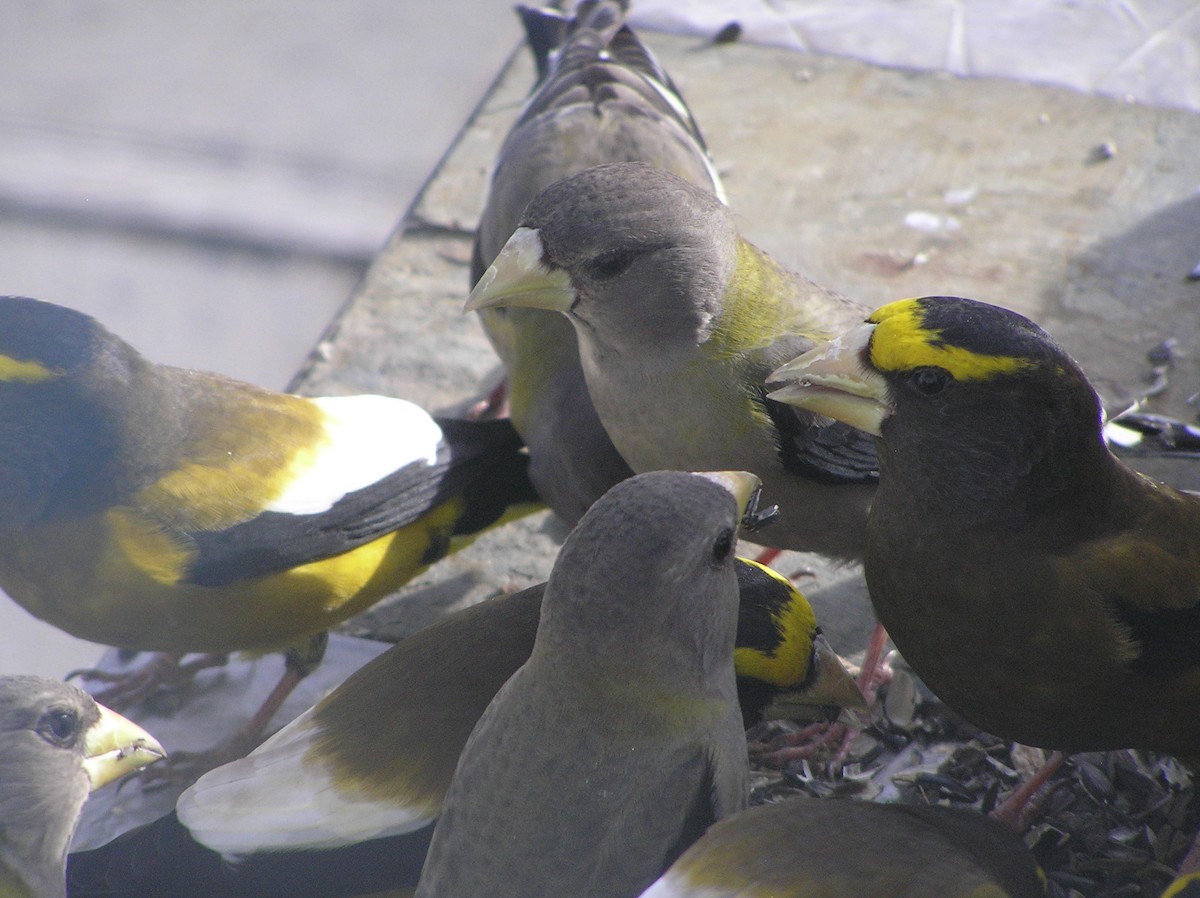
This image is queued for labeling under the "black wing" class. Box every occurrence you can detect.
[760,390,879,485]
[183,418,537,587]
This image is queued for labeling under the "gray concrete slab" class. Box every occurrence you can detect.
[298,33,1200,656]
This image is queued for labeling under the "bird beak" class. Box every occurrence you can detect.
[464,227,574,314]
[696,471,763,528]
[82,703,166,791]
[762,634,867,720]
[765,323,891,437]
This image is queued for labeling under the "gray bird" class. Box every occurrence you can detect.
[0,676,164,898]
[415,470,755,898]
[472,0,724,525]
[467,162,878,561]
[640,798,1045,898]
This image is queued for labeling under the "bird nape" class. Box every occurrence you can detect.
[414,471,757,898]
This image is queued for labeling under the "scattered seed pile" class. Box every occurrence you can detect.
[748,659,1199,897]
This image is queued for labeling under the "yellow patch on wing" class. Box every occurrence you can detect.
[270,496,465,615]
[731,560,817,688]
[132,389,327,531]
[138,461,266,531]
[104,508,195,585]
[0,354,60,383]
[868,298,1034,381]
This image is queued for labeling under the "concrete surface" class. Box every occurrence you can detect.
[0,2,521,676]
[299,31,1200,655]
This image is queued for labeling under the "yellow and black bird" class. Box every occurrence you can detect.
[640,797,1046,898]
[467,162,878,560]
[768,295,1200,755]
[471,0,725,524]
[0,295,540,750]
[0,675,163,898]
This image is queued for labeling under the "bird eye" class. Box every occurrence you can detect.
[589,248,637,280]
[38,708,80,747]
[909,367,949,396]
[710,528,734,566]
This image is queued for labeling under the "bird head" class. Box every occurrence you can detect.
[466,163,738,359]
[730,558,865,724]
[534,469,759,685]
[768,296,1109,519]
[0,297,154,527]
[0,676,163,897]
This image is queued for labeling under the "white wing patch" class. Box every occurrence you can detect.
[178,703,436,856]
[264,395,443,515]
[638,871,724,898]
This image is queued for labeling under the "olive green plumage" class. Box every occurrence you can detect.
[0,296,539,656]
[468,162,878,560]
[472,0,723,524]
[416,471,755,898]
[641,798,1045,898]
[769,295,1200,754]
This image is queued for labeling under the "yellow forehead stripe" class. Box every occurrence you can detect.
[867,298,1033,382]
[0,354,60,383]
[732,559,817,688]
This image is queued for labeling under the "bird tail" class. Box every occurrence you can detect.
[516,0,712,155]
[433,417,544,540]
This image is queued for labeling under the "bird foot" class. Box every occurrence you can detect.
[751,721,850,769]
[851,624,894,706]
[989,749,1065,831]
[752,546,782,567]
[69,652,229,711]
[145,661,307,785]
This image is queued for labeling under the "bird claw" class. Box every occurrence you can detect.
[139,730,267,789]
[750,721,850,769]
[69,652,228,711]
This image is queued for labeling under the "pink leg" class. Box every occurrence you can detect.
[466,378,510,420]
[70,652,228,710]
[989,750,1066,830]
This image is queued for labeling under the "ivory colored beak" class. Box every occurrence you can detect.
[763,633,867,720]
[464,227,574,314]
[766,323,891,437]
[83,702,166,791]
[696,471,763,526]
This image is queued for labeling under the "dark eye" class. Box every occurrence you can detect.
[909,367,949,396]
[710,528,734,566]
[589,248,638,280]
[38,707,80,747]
